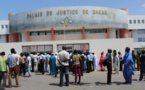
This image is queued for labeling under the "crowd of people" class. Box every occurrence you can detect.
[0,46,145,89]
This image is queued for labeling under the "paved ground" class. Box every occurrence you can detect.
[4,70,145,90]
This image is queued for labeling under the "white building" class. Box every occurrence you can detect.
[0,6,144,55]
[128,15,145,51]
[0,20,9,43]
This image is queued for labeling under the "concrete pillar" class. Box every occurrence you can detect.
[51,28,55,40]
[82,27,86,53]
[82,26,86,39]
[27,31,31,42]
[106,28,110,38]
[119,29,129,38]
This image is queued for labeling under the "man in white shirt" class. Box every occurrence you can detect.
[57,46,70,87]
[90,52,94,71]
[33,53,38,72]
[45,53,50,73]
[26,53,31,77]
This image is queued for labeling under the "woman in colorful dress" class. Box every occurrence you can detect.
[99,51,105,71]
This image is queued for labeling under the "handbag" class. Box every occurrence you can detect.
[102,59,108,66]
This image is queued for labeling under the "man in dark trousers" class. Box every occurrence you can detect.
[86,52,91,73]
[106,49,112,85]
[132,50,136,69]
[118,52,123,71]
[139,50,145,81]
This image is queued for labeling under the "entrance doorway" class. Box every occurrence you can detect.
[22,45,53,53]
[57,43,89,53]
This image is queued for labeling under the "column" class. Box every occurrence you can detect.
[51,28,55,40]
[119,29,129,38]
[26,31,31,52]
[82,26,86,39]
[106,28,110,38]
[27,31,31,42]
[82,27,86,53]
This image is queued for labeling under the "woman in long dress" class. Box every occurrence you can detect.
[113,52,119,74]
[49,53,56,75]
[99,51,105,71]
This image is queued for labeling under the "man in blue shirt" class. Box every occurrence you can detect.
[121,47,135,84]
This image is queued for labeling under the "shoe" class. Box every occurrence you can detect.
[77,82,81,85]
[16,85,21,87]
[107,83,112,85]
[139,79,142,81]
[73,82,77,85]
[8,85,12,88]
[122,82,128,84]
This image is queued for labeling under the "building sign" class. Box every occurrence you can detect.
[27,9,108,18]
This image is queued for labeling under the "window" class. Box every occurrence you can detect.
[5,25,8,28]
[142,19,145,24]
[138,20,140,24]
[55,30,64,35]
[137,30,145,34]
[39,31,45,36]
[129,20,132,24]
[46,31,51,35]
[30,32,38,36]
[138,38,142,42]
[86,30,90,34]
[85,29,107,34]
[1,25,4,29]
[134,20,136,24]
[138,38,145,42]
[143,38,145,42]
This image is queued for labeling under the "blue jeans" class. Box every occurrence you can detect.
[59,66,69,86]
[28,66,31,77]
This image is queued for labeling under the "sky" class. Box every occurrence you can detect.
[0,0,145,20]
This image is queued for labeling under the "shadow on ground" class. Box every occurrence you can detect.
[49,82,92,86]
[49,83,59,86]
[112,81,123,85]
[95,82,107,85]
[95,81,125,85]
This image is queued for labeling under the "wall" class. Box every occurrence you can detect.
[109,29,116,38]
[0,35,7,43]
[21,32,27,42]
[31,36,51,41]
[86,33,106,39]
[8,33,19,42]
[55,34,82,40]
[0,38,133,58]
[128,15,145,29]
[0,20,9,34]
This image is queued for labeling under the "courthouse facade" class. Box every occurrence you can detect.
[0,6,144,55]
